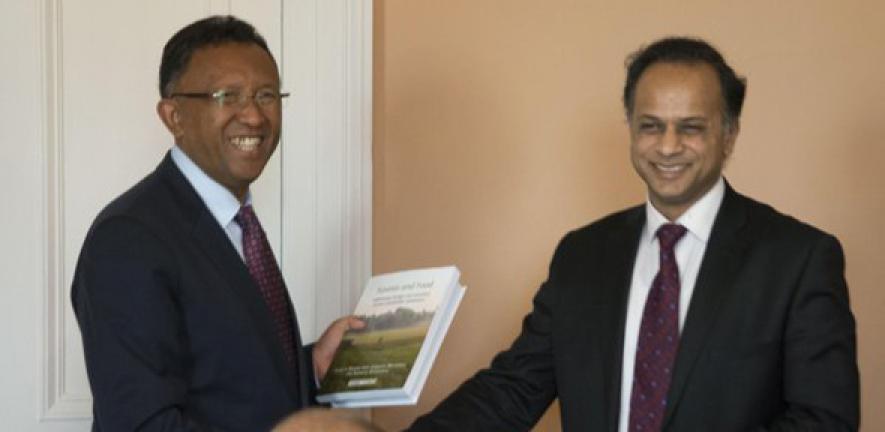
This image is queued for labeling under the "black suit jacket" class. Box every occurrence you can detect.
[411,184,859,431]
[72,153,316,431]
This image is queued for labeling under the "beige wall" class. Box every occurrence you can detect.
[373,1,885,430]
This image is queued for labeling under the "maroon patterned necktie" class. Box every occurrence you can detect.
[629,223,687,432]
[236,205,297,367]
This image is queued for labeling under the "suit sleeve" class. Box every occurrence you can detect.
[408,234,576,431]
[763,234,859,431]
[302,342,324,406]
[72,216,214,431]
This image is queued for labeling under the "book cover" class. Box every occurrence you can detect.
[317,266,464,407]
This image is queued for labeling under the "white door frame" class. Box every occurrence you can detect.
[279,0,373,343]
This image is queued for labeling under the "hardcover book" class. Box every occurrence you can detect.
[317,266,465,407]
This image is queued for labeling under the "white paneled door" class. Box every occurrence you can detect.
[0,1,371,430]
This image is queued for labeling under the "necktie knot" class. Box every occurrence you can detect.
[235,205,259,231]
[656,223,687,251]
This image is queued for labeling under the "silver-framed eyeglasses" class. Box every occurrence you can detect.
[170,88,290,109]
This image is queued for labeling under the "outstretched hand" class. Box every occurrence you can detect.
[313,316,366,380]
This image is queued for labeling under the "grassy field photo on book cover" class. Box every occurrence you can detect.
[322,306,434,392]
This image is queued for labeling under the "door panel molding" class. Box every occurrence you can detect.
[280,0,372,341]
[38,0,92,420]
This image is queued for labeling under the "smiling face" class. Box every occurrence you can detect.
[157,42,282,202]
[629,62,737,221]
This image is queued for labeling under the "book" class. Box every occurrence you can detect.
[317,266,466,408]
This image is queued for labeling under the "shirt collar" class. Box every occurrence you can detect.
[170,146,251,228]
[644,177,725,244]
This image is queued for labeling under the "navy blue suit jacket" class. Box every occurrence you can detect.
[411,184,859,431]
[72,153,315,431]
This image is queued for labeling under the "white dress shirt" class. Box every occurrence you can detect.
[617,177,725,432]
[170,146,250,260]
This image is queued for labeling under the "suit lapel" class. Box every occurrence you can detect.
[662,184,753,426]
[157,155,302,401]
[602,207,646,432]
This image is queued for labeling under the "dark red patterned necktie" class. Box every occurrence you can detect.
[629,223,687,432]
[236,205,296,367]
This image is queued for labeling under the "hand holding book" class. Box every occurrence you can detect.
[313,316,367,380]
[317,266,465,407]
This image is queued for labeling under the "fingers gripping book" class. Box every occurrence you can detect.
[317,266,466,408]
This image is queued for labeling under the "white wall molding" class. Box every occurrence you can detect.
[38,0,92,420]
[342,0,374,327]
[281,0,373,341]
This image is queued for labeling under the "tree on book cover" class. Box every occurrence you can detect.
[322,306,436,393]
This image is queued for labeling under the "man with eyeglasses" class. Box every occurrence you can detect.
[71,16,361,431]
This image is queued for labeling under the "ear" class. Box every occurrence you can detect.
[157,99,184,139]
[723,119,739,157]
